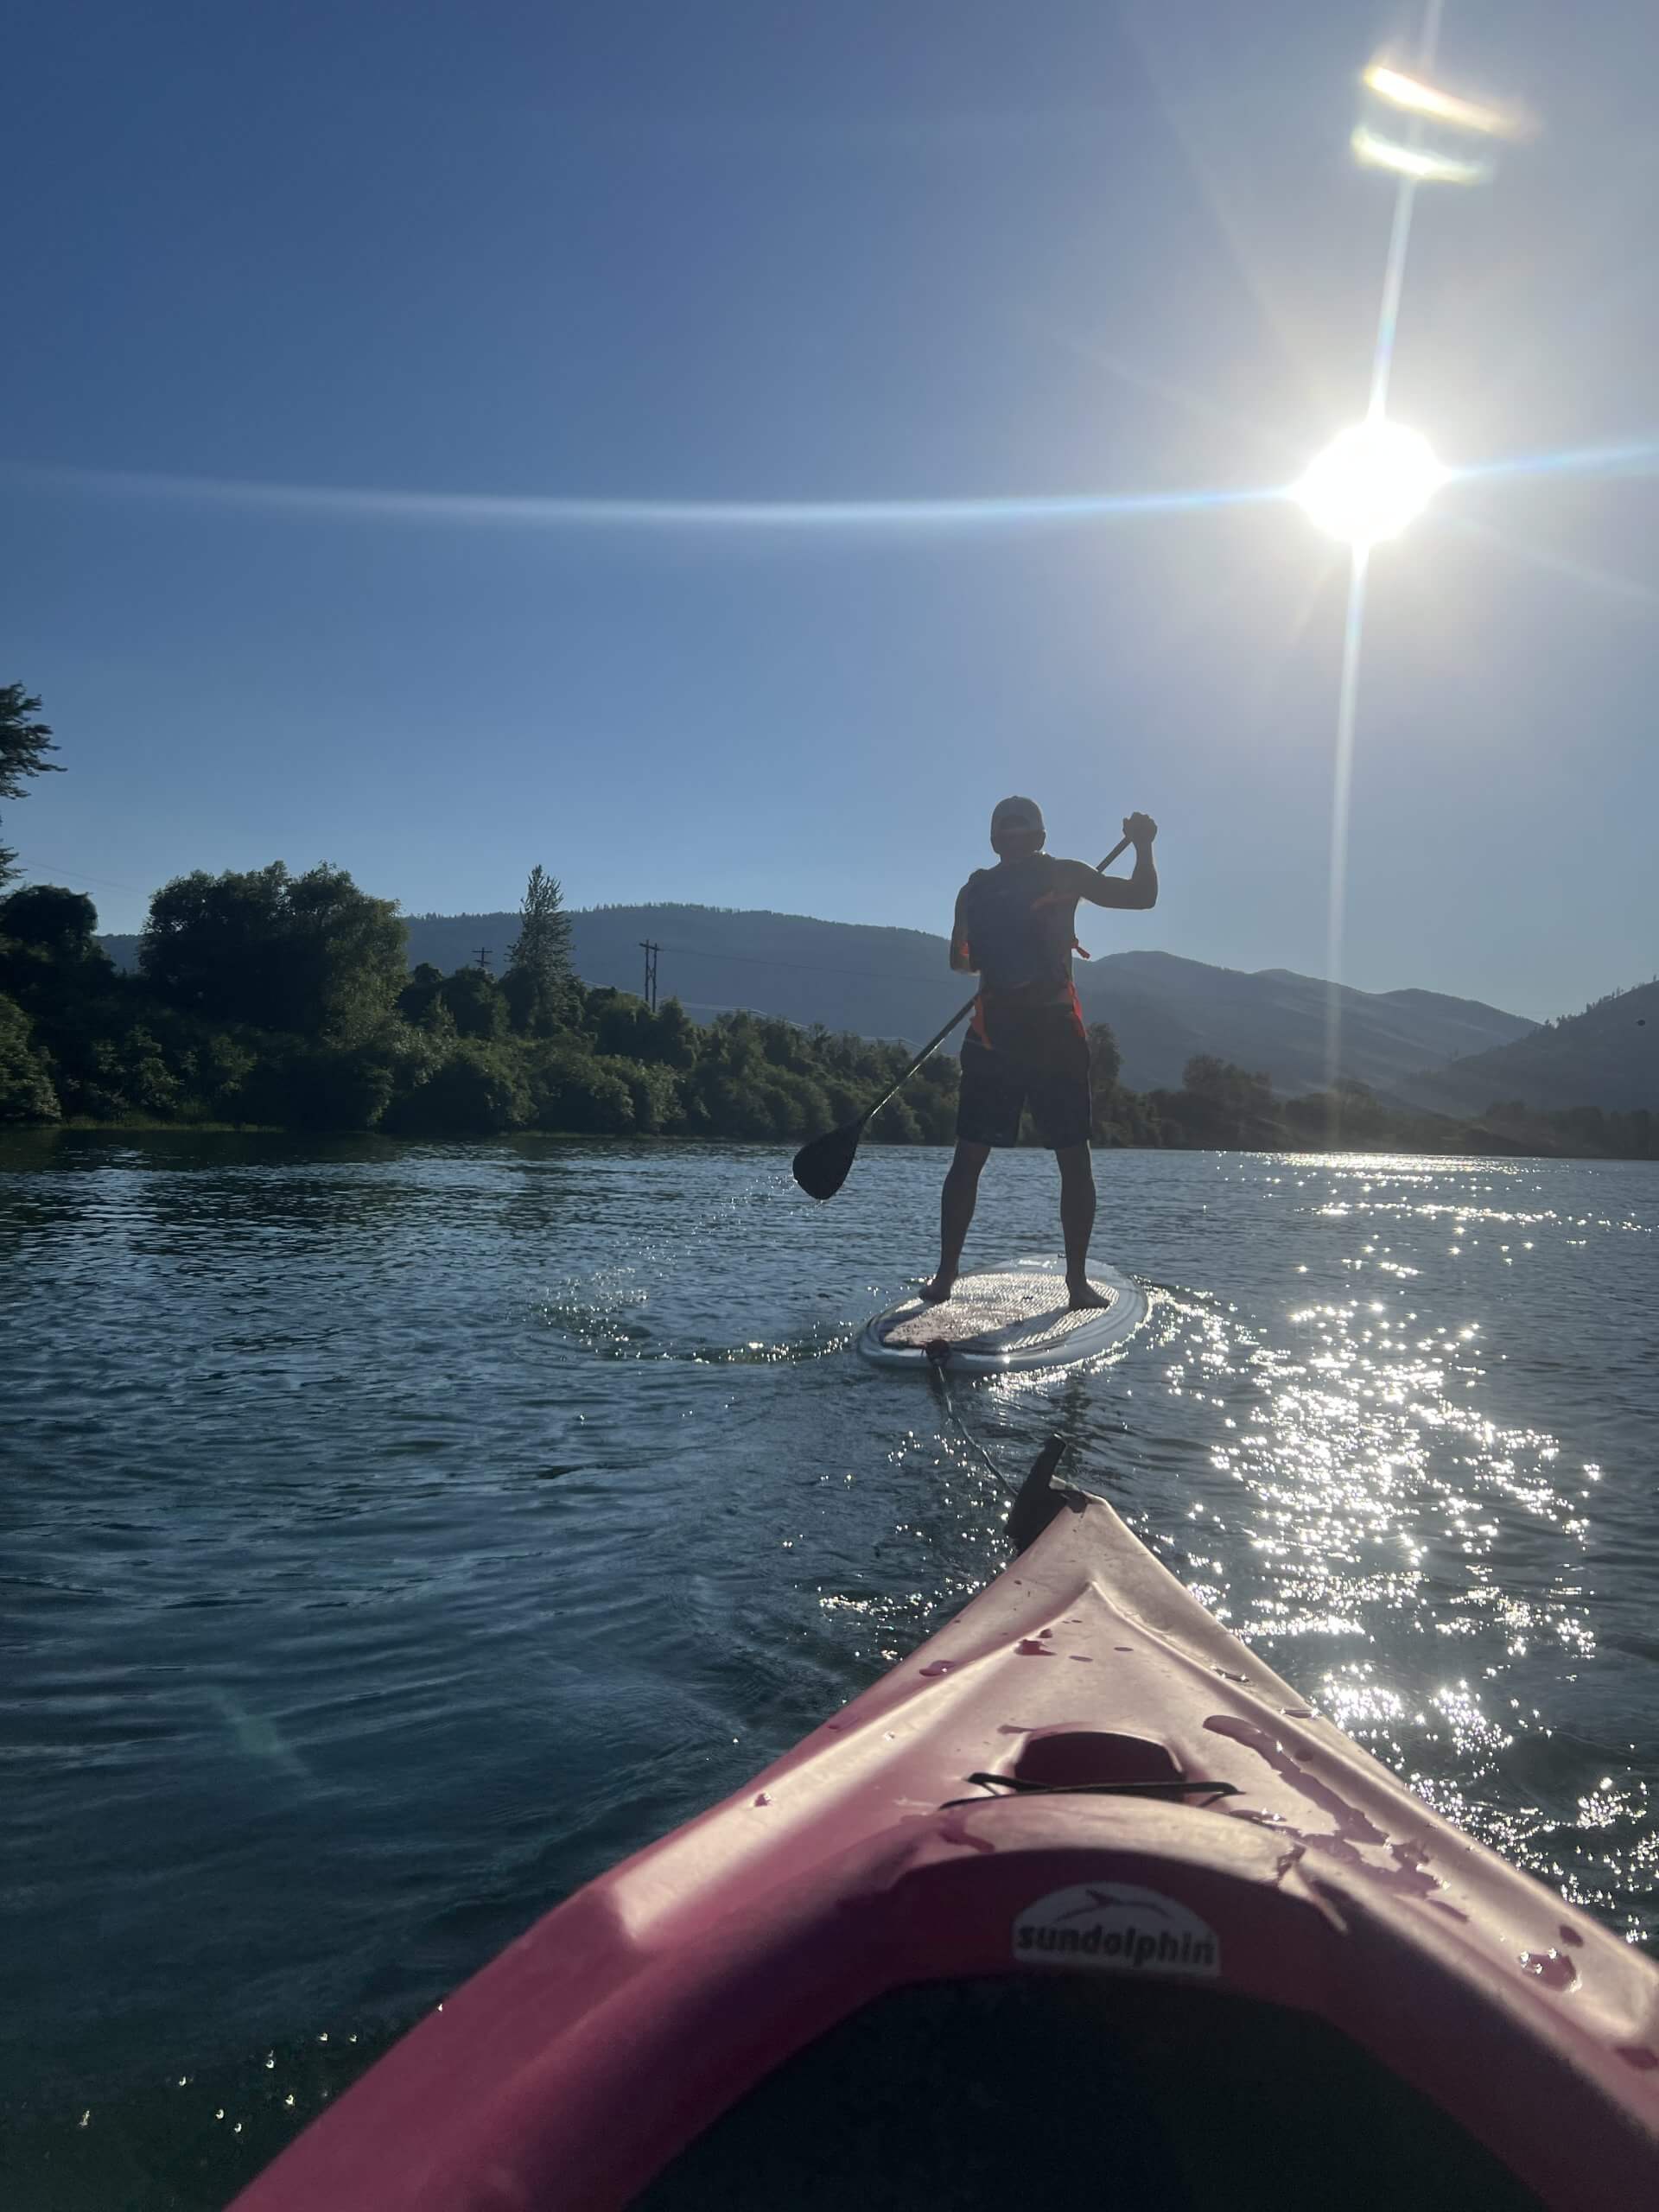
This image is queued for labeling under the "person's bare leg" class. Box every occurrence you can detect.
[1057,1143,1108,1307]
[922,1141,990,1300]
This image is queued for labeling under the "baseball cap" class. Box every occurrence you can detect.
[990,795,1046,843]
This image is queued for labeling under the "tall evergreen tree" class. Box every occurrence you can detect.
[503,864,577,1034]
[0,685,62,889]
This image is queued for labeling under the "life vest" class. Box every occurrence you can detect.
[957,855,1087,1047]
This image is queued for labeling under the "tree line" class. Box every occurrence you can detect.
[0,861,969,1141]
[1,683,1652,1155]
[2,864,1653,1157]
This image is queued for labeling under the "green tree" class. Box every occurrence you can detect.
[183,1032,259,1120]
[0,993,59,1121]
[139,862,405,1035]
[385,1040,529,1135]
[1086,1021,1122,1090]
[503,864,577,1035]
[910,1056,959,1144]
[649,997,699,1070]
[0,884,98,957]
[245,1020,438,1132]
[0,685,61,889]
[114,1027,181,1116]
[397,962,450,1031]
[525,1040,635,1133]
[0,887,114,1033]
[598,1053,681,1134]
[439,965,508,1040]
[1154,1056,1282,1149]
[586,988,660,1059]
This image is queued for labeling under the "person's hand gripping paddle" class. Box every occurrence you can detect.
[791,831,1134,1201]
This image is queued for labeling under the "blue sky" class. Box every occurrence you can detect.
[3,0,1654,1020]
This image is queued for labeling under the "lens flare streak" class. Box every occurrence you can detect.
[3,460,1279,537]
[1363,61,1531,141]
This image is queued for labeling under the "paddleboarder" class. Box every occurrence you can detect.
[921,797,1157,1309]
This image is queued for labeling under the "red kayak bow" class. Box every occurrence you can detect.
[233,1481,1659,2211]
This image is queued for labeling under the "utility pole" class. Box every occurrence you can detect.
[639,939,660,1014]
[474,944,493,974]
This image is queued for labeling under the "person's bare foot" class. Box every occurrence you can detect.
[1067,1278,1111,1310]
[920,1271,957,1303]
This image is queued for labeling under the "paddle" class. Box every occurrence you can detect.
[791,832,1135,1200]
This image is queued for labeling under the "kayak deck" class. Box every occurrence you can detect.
[233,1485,1659,2212]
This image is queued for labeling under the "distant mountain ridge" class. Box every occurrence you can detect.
[1071,950,1535,1099]
[99,899,1540,1099]
[1396,977,1659,1116]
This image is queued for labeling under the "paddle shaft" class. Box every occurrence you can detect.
[857,832,1135,1129]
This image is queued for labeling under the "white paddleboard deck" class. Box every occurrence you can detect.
[860,1259,1147,1374]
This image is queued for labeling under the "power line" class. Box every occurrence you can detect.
[16,858,155,898]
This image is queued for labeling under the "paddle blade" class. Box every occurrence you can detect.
[791,1120,863,1201]
[1007,1435,1074,1553]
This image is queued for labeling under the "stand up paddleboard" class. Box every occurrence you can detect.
[859,1258,1146,1374]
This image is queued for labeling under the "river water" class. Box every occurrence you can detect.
[3,1134,1657,2207]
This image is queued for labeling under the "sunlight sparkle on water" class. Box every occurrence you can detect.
[1295,421,1446,546]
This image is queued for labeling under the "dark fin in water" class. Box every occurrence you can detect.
[1007,1435,1083,1553]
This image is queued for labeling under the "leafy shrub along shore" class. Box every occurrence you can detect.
[1,868,1653,1159]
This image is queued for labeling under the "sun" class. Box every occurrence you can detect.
[1294,421,1446,546]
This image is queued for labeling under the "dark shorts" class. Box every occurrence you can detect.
[957,1004,1091,1151]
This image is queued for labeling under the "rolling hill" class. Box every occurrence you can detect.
[1397,979,1659,1116]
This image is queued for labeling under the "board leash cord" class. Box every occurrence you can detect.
[924,1340,1083,1554]
[923,1338,1025,1504]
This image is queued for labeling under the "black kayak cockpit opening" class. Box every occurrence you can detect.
[633,1976,1546,2211]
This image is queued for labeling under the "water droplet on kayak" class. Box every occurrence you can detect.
[1558,1923,1585,1948]
[1014,1640,1056,1656]
[1214,1669,1248,1682]
[919,1662,952,1677]
[1114,1644,1135,1653]
[1068,1655,1094,1662]
[1616,2045,1659,2071]
[1521,1950,1578,1990]
[752,1791,772,1808]
[1283,1707,1314,1719]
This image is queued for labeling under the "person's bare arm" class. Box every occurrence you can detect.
[1066,814,1159,910]
[949,885,977,971]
